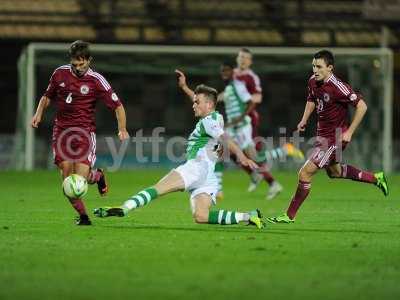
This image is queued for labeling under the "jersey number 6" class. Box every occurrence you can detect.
[66,92,73,104]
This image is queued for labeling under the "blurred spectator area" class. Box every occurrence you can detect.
[0,0,399,47]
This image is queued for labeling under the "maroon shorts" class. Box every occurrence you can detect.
[309,137,348,169]
[52,126,96,167]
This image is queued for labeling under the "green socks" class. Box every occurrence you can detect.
[208,210,249,225]
[122,187,158,211]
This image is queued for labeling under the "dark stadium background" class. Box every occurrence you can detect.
[0,0,399,171]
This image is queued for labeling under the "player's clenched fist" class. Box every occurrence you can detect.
[175,69,187,88]
[31,114,42,128]
[118,129,130,141]
[296,120,307,132]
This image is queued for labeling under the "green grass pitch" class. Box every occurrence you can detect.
[1,170,399,300]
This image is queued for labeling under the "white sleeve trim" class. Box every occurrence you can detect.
[87,70,112,91]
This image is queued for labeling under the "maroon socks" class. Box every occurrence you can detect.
[341,164,377,184]
[285,165,376,220]
[287,180,311,219]
[258,163,275,185]
[70,198,87,216]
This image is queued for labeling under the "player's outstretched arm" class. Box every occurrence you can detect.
[297,101,316,132]
[342,99,367,143]
[175,69,195,100]
[31,96,50,128]
[114,105,129,141]
[219,133,258,170]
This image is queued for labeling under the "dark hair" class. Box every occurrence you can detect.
[221,60,235,69]
[239,47,252,55]
[194,84,218,106]
[314,50,334,67]
[69,40,91,60]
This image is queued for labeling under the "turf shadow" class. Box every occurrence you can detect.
[281,227,390,234]
[97,223,289,235]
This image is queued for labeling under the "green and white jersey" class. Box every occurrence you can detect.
[186,111,224,162]
[223,79,252,128]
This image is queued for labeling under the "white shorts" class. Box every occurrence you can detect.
[174,159,218,213]
[226,123,254,150]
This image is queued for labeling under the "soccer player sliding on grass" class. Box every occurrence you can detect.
[177,66,304,201]
[94,84,264,229]
[267,50,389,224]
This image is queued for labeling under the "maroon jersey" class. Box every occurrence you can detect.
[307,74,361,140]
[44,65,122,131]
[234,68,262,95]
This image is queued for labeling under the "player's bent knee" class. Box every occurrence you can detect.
[326,169,340,178]
[298,168,309,181]
[326,165,341,178]
[299,169,314,182]
[298,161,319,182]
[297,168,304,178]
[193,209,209,223]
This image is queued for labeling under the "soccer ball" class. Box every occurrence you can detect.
[62,174,88,198]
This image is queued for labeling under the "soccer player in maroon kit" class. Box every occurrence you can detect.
[267,50,388,223]
[234,48,282,196]
[31,40,129,225]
